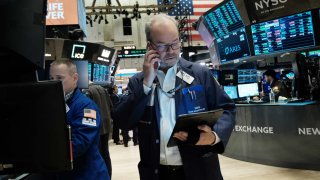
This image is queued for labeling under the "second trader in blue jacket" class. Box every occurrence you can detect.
[50,60,109,180]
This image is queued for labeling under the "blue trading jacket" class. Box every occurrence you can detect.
[61,88,109,180]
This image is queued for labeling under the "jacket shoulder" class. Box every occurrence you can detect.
[73,91,99,110]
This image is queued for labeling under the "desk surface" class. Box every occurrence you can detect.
[235,101,318,106]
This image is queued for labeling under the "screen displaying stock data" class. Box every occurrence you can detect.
[93,64,109,84]
[251,11,315,55]
[204,0,244,39]
[216,28,251,63]
[238,69,257,84]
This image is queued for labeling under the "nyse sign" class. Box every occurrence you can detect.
[298,128,320,136]
[234,125,274,134]
[254,0,288,11]
[245,0,311,23]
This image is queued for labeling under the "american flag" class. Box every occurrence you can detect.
[84,109,97,119]
[157,0,223,46]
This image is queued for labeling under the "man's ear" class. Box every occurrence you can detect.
[73,73,79,82]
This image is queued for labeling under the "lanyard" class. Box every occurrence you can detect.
[156,66,185,98]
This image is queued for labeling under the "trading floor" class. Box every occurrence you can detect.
[110,141,320,180]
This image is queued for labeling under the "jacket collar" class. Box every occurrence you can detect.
[66,87,80,105]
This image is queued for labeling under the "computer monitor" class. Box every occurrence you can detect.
[88,62,92,81]
[203,0,244,39]
[223,86,238,99]
[251,11,316,55]
[308,50,320,57]
[197,17,214,48]
[0,81,72,174]
[238,83,259,98]
[93,63,109,84]
[0,0,46,82]
[215,28,251,64]
[238,69,257,84]
[73,60,89,89]
[220,70,238,85]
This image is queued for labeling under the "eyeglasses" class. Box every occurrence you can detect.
[150,41,181,52]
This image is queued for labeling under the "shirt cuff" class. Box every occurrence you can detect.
[143,84,152,95]
[211,131,221,145]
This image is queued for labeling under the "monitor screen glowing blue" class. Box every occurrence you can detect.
[224,86,238,99]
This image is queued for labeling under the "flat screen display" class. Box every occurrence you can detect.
[238,69,257,84]
[88,62,92,81]
[204,0,244,39]
[224,86,238,99]
[93,64,109,84]
[308,50,320,57]
[238,83,259,98]
[251,11,315,55]
[197,18,214,48]
[216,28,251,63]
[73,60,88,89]
[221,70,237,85]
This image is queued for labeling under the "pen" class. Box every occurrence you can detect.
[193,90,197,100]
[188,89,194,100]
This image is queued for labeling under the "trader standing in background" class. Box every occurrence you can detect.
[85,83,113,178]
[50,60,109,180]
[114,14,236,180]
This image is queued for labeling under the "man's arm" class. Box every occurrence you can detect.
[204,67,236,153]
[71,102,101,158]
[112,74,152,130]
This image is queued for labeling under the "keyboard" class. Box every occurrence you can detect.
[235,101,250,104]
[249,100,267,104]
[287,99,305,103]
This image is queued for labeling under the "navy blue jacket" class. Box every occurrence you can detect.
[114,59,236,180]
[61,88,109,180]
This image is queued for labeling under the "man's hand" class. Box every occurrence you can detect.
[143,49,161,87]
[173,125,216,146]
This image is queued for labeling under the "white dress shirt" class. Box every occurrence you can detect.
[143,63,220,165]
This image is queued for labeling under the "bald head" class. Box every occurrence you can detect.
[145,14,179,42]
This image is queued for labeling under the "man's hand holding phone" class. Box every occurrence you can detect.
[143,43,161,87]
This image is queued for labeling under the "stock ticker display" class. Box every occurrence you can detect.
[251,11,315,55]
[238,69,258,84]
[88,62,92,81]
[93,64,109,83]
[216,28,251,63]
[204,0,244,39]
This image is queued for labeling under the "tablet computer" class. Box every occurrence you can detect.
[167,109,224,147]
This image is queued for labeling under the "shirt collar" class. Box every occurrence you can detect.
[64,90,74,102]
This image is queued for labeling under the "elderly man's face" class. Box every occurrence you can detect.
[49,64,78,94]
[149,21,181,69]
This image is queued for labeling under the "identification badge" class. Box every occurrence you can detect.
[177,70,194,84]
[82,118,97,127]
[181,85,208,114]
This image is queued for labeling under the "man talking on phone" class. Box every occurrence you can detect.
[113,14,236,180]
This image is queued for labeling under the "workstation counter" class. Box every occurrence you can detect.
[223,102,320,170]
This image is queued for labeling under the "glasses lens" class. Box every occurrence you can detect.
[171,43,180,50]
[157,45,168,52]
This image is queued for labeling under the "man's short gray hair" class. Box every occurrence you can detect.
[50,60,77,76]
[145,14,178,41]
